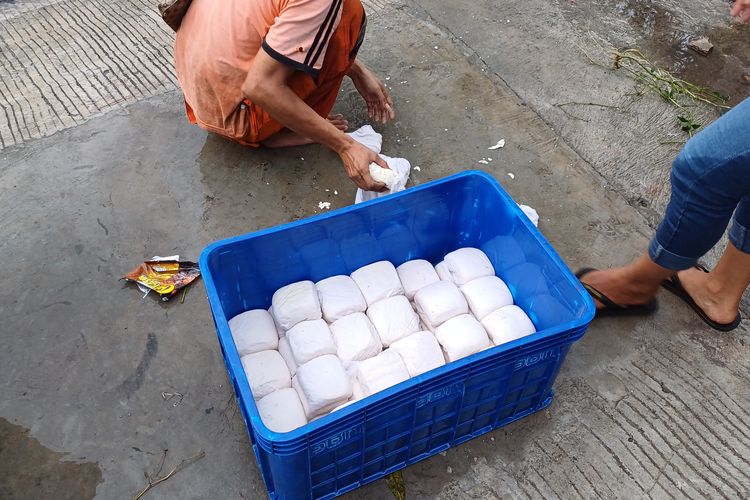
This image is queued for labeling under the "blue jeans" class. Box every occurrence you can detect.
[648,97,750,271]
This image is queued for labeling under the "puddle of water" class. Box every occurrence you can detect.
[615,0,750,105]
[0,417,102,500]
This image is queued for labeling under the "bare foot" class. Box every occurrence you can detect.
[675,267,740,324]
[580,268,659,309]
[327,113,349,132]
[261,115,349,148]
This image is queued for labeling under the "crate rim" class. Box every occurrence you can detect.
[199,170,596,444]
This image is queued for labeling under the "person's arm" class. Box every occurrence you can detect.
[242,50,388,191]
[347,60,395,125]
[732,0,750,21]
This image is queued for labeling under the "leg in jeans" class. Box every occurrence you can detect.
[581,97,750,319]
[677,196,750,324]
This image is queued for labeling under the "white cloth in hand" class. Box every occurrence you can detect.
[229,309,279,356]
[460,276,514,320]
[241,350,291,400]
[257,388,307,433]
[443,248,495,285]
[347,125,382,154]
[271,281,322,331]
[414,281,469,329]
[435,314,491,362]
[389,331,445,377]
[316,275,367,323]
[367,295,420,346]
[286,319,337,365]
[355,155,411,204]
[330,312,382,362]
[397,259,441,300]
[351,260,404,305]
[293,354,352,418]
[481,305,536,345]
[356,349,410,396]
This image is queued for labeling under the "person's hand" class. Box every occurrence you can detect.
[350,64,395,125]
[338,140,389,191]
[732,0,750,22]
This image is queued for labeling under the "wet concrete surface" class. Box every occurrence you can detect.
[409,0,750,281]
[0,418,102,499]
[1,2,750,499]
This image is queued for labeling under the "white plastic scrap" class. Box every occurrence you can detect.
[488,139,505,150]
[518,204,539,227]
[318,201,331,210]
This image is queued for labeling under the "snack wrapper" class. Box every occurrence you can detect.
[122,256,200,299]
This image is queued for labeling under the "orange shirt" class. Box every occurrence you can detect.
[174,0,343,139]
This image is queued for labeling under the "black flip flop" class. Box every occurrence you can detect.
[576,267,659,317]
[661,264,742,332]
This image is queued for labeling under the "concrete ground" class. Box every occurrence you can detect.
[1,0,749,499]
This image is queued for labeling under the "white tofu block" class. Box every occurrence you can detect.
[286,319,336,365]
[315,275,367,323]
[229,309,279,356]
[389,331,446,377]
[444,247,495,285]
[414,281,469,329]
[435,314,491,362]
[435,261,453,282]
[356,350,410,396]
[277,336,297,376]
[351,261,404,305]
[481,305,536,345]
[294,355,352,417]
[331,399,358,413]
[367,295,420,347]
[241,350,291,399]
[330,312,382,362]
[351,377,366,400]
[257,388,307,433]
[460,276,514,320]
[268,306,284,337]
[397,259,441,300]
[271,281,322,331]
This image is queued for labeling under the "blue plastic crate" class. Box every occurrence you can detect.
[200,171,595,499]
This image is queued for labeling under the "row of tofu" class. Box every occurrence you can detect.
[229,248,537,433]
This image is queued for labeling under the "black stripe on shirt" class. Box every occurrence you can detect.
[308,0,342,69]
[304,0,341,66]
[262,40,320,79]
